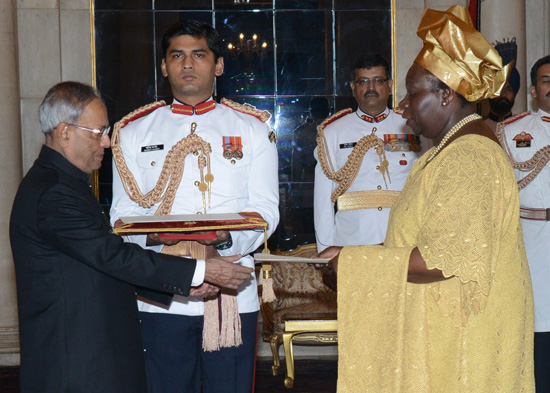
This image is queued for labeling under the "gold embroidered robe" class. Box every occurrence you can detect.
[338,135,534,393]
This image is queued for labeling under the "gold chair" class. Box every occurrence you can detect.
[258,243,337,388]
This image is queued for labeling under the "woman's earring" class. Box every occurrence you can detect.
[442,102,447,106]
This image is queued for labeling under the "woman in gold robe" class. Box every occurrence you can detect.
[320,5,535,392]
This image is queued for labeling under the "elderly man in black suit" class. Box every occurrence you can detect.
[9,81,253,393]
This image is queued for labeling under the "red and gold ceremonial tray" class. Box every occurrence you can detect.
[112,212,268,240]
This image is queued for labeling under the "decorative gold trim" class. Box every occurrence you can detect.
[290,332,338,344]
[114,220,268,235]
[90,0,96,87]
[220,98,271,122]
[282,320,338,388]
[284,320,338,332]
[391,0,397,109]
[337,190,400,211]
[89,0,99,199]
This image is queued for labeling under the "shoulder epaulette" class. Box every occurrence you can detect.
[220,98,271,123]
[504,111,531,126]
[117,101,167,130]
[112,101,166,152]
[393,107,404,115]
[317,108,352,132]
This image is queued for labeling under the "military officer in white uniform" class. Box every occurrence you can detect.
[110,21,278,393]
[498,55,550,393]
[314,53,428,252]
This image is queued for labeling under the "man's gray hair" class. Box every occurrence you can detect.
[38,81,102,134]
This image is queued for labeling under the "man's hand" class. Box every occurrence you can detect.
[197,230,230,246]
[189,283,220,297]
[146,233,181,246]
[204,255,252,289]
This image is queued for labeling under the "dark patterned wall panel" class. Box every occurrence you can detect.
[94,0,392,250]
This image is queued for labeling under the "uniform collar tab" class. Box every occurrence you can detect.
[357,107,389,123]
[539,109,550,122]
[171,98,216,116]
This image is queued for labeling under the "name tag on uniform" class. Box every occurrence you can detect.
[141,144,164,152]
[340,142,357,149]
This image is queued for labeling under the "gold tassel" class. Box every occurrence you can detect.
[202,293,243,351]
[219,293,242,348]
[202,295,220,352]
[259,230,276,303]
[260,263,276,303]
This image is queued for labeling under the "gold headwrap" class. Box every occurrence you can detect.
[414,5,512,102]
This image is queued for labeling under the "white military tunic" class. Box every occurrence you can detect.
[501,109,550,332]
[110,99,279,316]
[314,107,428,252]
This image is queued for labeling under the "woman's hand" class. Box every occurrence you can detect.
[312,246,343,275]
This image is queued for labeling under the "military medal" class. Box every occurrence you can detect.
[384,134,421,152]
[222,136,244,160]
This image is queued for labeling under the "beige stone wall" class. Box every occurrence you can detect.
[0,0,22,366]
[0,0,92,366]
[17,0,92,174]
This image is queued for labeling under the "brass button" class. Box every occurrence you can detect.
[372,127,377,132]
[378,207,383,211]
[402,153,406,157]
[376,165,380,170]
[196,211,203,214]
[151,161,156,166]
[377,185,382,190]
[194,181,200,186]
[193,151,199,156]
[231,159,236,165]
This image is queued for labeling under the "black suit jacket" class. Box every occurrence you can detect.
[9,146,196,393]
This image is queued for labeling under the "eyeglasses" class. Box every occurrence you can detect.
[66,123,111,140]
[353,78,389,86]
